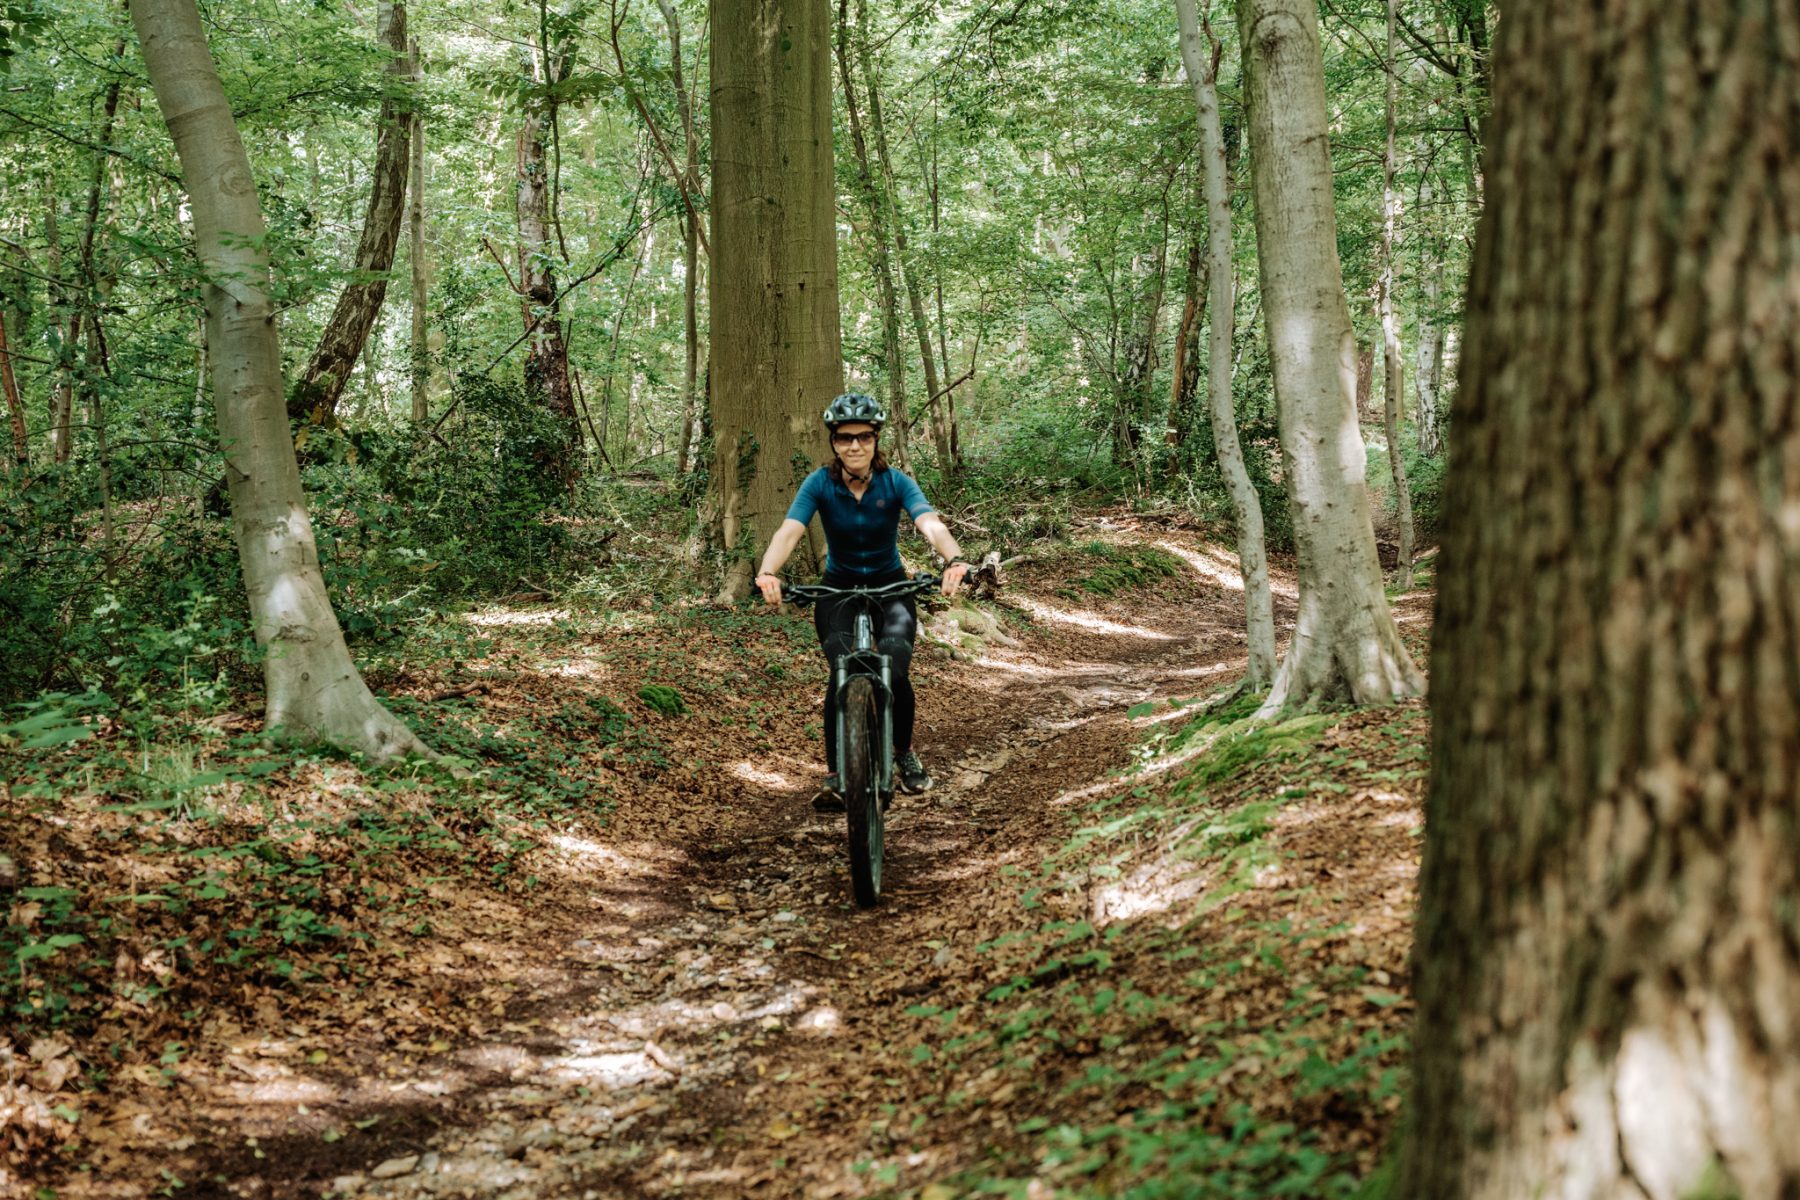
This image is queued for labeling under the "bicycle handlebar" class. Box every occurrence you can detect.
[782,574,942,607]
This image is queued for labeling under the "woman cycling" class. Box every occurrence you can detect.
[755,392,969,810]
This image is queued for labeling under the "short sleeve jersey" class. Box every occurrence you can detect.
[784,466,935,580]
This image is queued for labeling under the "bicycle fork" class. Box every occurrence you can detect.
[835,611,895,796]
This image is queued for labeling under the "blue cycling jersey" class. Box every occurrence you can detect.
[784,466,935,580]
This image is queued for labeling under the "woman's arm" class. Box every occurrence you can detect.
[754,518,811,606]
[915,513,970,596]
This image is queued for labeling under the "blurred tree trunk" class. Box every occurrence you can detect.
[1377,0,1414,580]
[835,0,908,468]
[1166,221,1203,467]
[1238,0,1421,711]
[1178,0,1275,688]
[132,0,428,760]
[408,36,428,426]
[1403,2,1800,1196]
[707,0,843,601]
[1,310,25,467]
[290,2,413,428]
[515,44,580,488]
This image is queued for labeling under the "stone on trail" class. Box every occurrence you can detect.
[371,1153,419,1179]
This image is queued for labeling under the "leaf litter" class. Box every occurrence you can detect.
[2,523,1434,1200]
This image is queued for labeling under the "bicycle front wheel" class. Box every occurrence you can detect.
[840,674,885,908]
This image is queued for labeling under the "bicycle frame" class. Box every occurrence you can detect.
[785,574,939,796]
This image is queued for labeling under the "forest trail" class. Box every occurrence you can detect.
[36,528,1278,1199]
[35,526,1427,1200]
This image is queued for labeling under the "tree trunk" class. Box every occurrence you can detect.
[1166,226,1203,470]
[132,0,428,761]
[515,47,579,487]
[1238,0,1422,711]
[1414,178,1444,459]
[656,0,704,477]
[858,4,950,475]
[52,53,126,464]
[0,310,26,468]
[1178,0,1276,689]
[1403,1,1800,1195]
[408,36,428,426]
[708,0,843,601]
[1377,0,1414,580]
[835,0,908,468]
[289,2,413,428]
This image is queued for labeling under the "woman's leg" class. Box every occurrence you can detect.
[876,594,919,752]
[814,594,857,769]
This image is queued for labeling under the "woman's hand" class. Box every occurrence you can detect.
[941,562,970,597]
[755,573,784,607]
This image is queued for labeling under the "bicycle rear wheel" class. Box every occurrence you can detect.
[840,675,885,908]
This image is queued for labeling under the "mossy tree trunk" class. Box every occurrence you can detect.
[708,0,842,601]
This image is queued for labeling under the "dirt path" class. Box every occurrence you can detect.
[100,541,1259,1200]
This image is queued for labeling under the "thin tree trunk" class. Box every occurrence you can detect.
[1238,0,1422,711]
[1378,0,1414,580]
[1177,0,1276,688]
[408,36,428,425]
[290,2,413,427]
[858,5,949,474]
[1404,1,1800,1195]
[1414,178,1444,458]
[0,311,26,468]
[708,0,843,601]
[515,46,579,487]
[655,0,704,477]
[835,0,908,467]
[1166,226,1203,473]
[52,49,126,464]
[133,0,428,760]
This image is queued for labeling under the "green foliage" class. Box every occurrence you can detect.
[635,683,687,718]
[1059,541,1183,598]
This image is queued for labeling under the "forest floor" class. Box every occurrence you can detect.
[4,519,1434,1200]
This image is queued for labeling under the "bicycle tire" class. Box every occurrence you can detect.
[840,675,885,908]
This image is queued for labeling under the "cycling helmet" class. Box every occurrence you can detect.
[823,392,887,430]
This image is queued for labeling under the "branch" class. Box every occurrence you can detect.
[481,237,526,294]
[609,0,710,256]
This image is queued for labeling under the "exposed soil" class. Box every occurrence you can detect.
[14,526,1433,1199]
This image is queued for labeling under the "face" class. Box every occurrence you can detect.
[831,423,878,468]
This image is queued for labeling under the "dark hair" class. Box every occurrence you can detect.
[828,447,888,484]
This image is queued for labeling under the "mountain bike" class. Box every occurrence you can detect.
[784,574,941,908]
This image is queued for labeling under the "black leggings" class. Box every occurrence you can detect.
[814,572,918,768]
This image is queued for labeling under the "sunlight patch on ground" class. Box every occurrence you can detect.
[541,658,607,678]
[548,834,657,874]
[1010,597,1176,640]
[730,761,800,791]
[464,606,571,627]
[541,1045,664,1087]
[1155,540,1299,598]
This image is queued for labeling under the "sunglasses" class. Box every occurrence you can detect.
[832,431,878,448]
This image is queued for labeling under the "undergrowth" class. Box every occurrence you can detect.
[881,693,1428,1199]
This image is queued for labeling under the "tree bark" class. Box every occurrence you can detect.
[835,0,908,467]
[859,2,950,474]
[0,309,26,468]
[132,0,428,761]
[289,2,413,428]
[1414,179,1444,459]
[515,45,579,487]
[1403,2,1800,1196]
[654,0,705,477]
[52,48,126,464]
[1177,0,1276,688]
[707,0,843,601]
[1238,0,1422,711]
[408,36,428,426]
[1377,0,1414,580]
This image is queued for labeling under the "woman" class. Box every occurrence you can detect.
[756,392,969,809]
